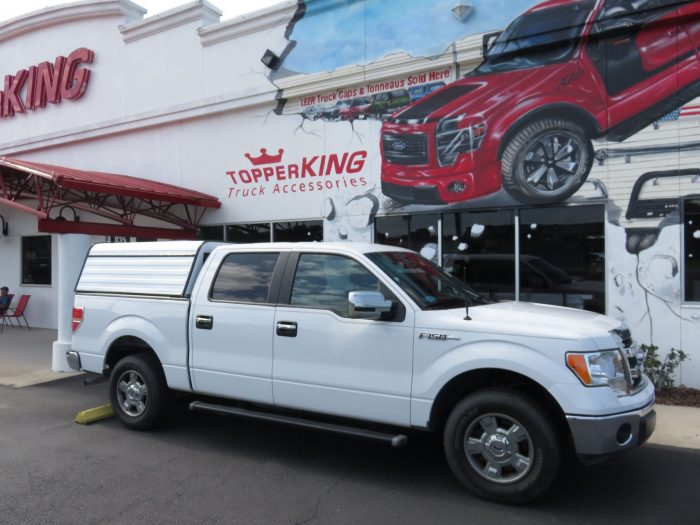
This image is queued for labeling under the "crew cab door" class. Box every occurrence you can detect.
[189,249,287,404]
[272,252,414,426]
[585,0,687,131]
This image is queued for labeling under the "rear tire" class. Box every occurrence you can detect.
[501,118,593,204]
[109,353,168,430]
[443,388,562,504]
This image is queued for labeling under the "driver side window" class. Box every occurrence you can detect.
[291,253,380,317]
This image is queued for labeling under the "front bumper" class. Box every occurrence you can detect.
[567,400,656,456]
[66,350,82,372]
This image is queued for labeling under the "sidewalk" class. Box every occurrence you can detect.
[0,326,81,387]
[0,327,697,449]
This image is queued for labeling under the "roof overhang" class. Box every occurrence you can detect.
[0,156,221,239]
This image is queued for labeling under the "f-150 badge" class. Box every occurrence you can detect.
[419,333,460,341]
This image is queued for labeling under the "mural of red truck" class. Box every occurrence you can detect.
[381,0,700,205]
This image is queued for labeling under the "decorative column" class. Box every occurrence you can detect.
[52,234,92,372]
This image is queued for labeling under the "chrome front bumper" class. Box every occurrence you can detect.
[567,400,656,456]
[66,350,82,372]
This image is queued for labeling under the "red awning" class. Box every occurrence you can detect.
[0,156,221,239]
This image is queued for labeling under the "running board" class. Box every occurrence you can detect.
[189,401,408,447]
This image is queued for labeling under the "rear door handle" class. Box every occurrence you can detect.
[276,321,297,337]
[196,315,213,330]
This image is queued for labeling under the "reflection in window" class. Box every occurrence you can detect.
[442,210,515,301]
[22,236,52,285]
[211,252,279,303]
[520,205,604,312]
[227,223,271,243]
[684,199,700,302]
[291,253,379,317]
[375,214,438,261]
[273,221,323,242]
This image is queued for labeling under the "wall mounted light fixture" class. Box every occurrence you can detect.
[57,205,80,222]
[261,49,281,70]
[452,2,474,23]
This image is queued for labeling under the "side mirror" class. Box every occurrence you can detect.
[482,31,502,57]
[348,291,393,320]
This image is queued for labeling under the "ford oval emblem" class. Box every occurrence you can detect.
[393,140,407,151]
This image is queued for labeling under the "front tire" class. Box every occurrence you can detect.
[501,118,593,204]
[109,353,168,430]
[443,388,562,504]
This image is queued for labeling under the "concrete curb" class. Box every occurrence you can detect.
[648,404,700,450]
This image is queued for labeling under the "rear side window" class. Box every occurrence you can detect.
[211,252,279,303]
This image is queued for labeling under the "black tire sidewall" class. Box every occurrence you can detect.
[443,388,561,504]
[502,118,593,204]
[109,354,166,430]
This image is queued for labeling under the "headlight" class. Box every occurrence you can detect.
[566,350,631,395]
[436,115,486,166]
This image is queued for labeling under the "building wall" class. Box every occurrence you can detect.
[0,0,699,385]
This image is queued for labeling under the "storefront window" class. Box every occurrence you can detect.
[22,236,51,285]
[442,210,515,301]
[227,223,271,243]
[375,214,438,261]
[684,199,700,302]
[273,221,323,242]
[519,205,604,312]
[199,226,225,241]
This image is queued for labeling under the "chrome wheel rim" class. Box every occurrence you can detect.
[116,370,149,417]
[464,413,534,484]
[521,132,583,194]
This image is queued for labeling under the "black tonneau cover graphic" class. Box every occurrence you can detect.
[392,85,477,121]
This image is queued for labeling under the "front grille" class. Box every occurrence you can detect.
[381,181,443,204]
[383,133,428,165]
[613,328,645,391]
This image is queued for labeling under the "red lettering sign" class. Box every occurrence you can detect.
[0,47,94,120]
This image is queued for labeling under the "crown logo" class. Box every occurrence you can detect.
[245,148,285,166]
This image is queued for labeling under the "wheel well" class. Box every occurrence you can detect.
[497,105,600,159]
[428,369,569,437]
[104,336,162,376]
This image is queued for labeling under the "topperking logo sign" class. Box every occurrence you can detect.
[225,147,368,199]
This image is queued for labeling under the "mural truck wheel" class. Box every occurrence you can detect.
[443,388,562,504]
[501,118,593,204]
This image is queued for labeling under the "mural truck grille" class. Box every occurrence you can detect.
[383,133,428,165]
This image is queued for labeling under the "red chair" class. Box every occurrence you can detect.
[1,294,30,333]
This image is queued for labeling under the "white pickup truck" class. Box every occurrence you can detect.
[68,241,655,503]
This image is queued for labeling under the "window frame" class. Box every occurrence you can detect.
[682,197,700,305]
[21,235,52,286]
[278,251,406,322]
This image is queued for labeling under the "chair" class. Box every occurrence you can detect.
[1,294,30,333]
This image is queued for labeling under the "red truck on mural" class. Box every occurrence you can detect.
[380,0,700,205]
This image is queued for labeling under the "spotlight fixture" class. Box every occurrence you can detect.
[452,1,474,23]
[261,49,281,70]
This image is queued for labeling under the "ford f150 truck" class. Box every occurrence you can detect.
[380,0,700,205]
[68,241,655,504]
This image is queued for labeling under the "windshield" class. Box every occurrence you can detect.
[474,1,594,75]
[366,251,485,310]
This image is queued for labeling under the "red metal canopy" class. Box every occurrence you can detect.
[0,156,221,239]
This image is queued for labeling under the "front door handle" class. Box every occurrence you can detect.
[276,321,297,337]
[196,315,213,330]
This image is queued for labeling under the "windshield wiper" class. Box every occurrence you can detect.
[423,297,466,310]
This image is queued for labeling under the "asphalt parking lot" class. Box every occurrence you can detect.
[1,375,699,525]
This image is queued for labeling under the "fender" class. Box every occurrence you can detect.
[99,314,190,391]
[411,340,577,428]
